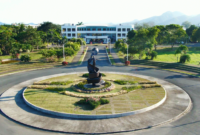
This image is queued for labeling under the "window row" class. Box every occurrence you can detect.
[117,34,126,37]
[62,28,76,32]
[77,28,116,31]
[67,34,76,37]
[118,28,130,32]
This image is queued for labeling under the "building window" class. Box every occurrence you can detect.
[72,34,76,37]
[87,28,90,31]
[98,28,101,31]
[63,28,66,32]
[72,28,76,32]
[84,28,86,31]
[118,28,121,32]
[68,34,71,37]
[127,28,130,31]
[103,28,106,31]
[67,28,71,32]
[110,28,112,31]
[92,28,96,31]
[122,34,126,37]
[87,33,90,36]
[122,28,126,31]
[118,34,121,37]
[62,34,66,37]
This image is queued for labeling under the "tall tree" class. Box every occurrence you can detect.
[186,25,198,39]
[166,24,186,49]
[191,27,200,42]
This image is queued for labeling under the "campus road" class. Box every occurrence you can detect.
[0,45,200,135]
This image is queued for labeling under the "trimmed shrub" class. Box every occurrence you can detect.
[114,80,137,85]
[180,54,191,63]
[150,51,157,60]
[20,55,31,62]
[62,61,68,65]
[76,97,109,109]
[50,81,73,85]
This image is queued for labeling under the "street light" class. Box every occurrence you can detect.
[124,39,128,61]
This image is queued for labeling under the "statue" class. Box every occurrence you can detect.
[87,48,102,86]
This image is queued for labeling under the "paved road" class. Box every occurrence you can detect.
[0,45,200,134]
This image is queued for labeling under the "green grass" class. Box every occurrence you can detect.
[78,47,88,65]
[114,46,200,66]
[153,47,200,65]
[106,48,115,65]
[24,86,165,115]
[24,73,165,115]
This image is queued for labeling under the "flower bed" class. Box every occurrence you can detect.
[75,80,114,93]
[125,61,130,66]
[62,61,68,65]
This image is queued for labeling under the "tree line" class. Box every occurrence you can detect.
[0,22,64,57]
[116,23,200,62]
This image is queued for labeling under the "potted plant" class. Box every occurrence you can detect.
[62,61,68,65]
[125,61,130,66]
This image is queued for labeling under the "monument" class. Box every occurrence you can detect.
[87,48,103,86]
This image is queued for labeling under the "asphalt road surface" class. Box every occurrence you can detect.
[0,45,200,135]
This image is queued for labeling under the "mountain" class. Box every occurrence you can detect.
[122,11,200,26]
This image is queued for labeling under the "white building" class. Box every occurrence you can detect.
[61,23,134,44]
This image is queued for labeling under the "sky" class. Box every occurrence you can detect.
[0,0,200,24]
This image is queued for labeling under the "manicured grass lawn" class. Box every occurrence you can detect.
[106,48,115,65]
[0,50,77,75]
[78,47,88,65]
[154,47,200,65]
[115,46,200,65]
[24,73,165,115]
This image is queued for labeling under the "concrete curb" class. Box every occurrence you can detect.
[105,48,112,65]
[79,46,88,65]
[22,72,167,119]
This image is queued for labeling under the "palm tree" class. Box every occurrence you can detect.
[76,22,83,26]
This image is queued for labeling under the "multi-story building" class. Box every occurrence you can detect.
[61,23,134,44]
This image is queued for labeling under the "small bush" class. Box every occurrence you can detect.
[20,55,31,62]
[50,81,73,85]
[150,51,157,60]
[114,80,137,85]
[76,97,109,109]
[62,61,68,65]
[180,54,191,63]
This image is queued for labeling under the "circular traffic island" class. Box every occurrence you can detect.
[23,72,166,118]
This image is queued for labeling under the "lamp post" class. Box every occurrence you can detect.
[124,39,128,61]
[109,38,111,53]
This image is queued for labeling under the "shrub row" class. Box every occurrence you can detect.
[114,80,137,85]
[138,81,157,84]
[33,81,73,85]
[63,90,128,98]
[27,85,65,91]
[140,84,161,88]
[114,80,157,85]
[76,97,109,109]
[82,73,106,78]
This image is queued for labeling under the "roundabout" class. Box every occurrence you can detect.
[0,46,197,135]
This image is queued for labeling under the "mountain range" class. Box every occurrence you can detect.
[1,11,200,26]
[122,11,200,26]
